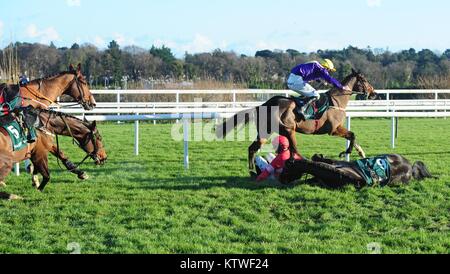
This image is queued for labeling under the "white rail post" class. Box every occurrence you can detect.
[391,116,396,149]
[391,102,396,149]
[15,163,20,176]
[445,100,447,120]
[153,104,156,125]
[117,89,121,124]
[346,116,351,162]
[176,91,180,124]
[134,114,139,156]
[435,91,438,114]
[183,117,190,169]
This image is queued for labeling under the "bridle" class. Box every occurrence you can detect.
[334,73,373,97]
[52,112,101,170]
[65,73,91,109]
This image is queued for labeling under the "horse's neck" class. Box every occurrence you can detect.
[329,77,357,109]
[27,74,73,102]
[43,113,89,140]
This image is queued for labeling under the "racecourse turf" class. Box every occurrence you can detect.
[0,118,449,254]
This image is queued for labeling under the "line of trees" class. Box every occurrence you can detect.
[1,41,449,90]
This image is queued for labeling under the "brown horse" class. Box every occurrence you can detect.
[279,154,435,188]
[19,64,96,110]
[0,109,107,199]
[30,109,107,191]
[216,70,377,171]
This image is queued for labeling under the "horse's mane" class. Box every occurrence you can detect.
[39,108,91,128]
[341,73,358,86]
[26,71,76,85]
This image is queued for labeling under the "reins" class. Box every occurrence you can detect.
[49,110,98,171]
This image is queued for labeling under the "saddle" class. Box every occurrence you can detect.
[355,156,392,187]
[292,94,331,121]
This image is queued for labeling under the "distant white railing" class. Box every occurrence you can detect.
[38,89,447,171]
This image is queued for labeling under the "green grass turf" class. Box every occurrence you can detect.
[0,118,449,254]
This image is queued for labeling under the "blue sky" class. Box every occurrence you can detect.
[0,0,449,56]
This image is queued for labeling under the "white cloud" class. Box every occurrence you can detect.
[367,0,382,8]
[113,33,136,47]
[93,36,106,48]
[181,34,215,53]
[26,24,60,44]
[153,34,221,56]
[67,0,81,7]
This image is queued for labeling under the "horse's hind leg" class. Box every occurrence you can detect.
[0,150,13,188]
[0,151,22,200]
[30,154,50,192]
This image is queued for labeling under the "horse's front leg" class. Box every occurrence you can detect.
[50,145,88,180]
[353,143,366,159]
[333,126,357,158]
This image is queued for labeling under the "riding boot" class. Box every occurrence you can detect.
[297,96,319,121]
[21,107,39,143]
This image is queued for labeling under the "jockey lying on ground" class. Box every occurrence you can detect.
[255,135,302,182]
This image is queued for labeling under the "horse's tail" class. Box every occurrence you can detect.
[216,108,257,139]
[412,161,436,181]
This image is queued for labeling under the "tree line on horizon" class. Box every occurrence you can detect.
[1,40,449,90]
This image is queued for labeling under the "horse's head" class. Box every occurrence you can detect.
[64,64,97,110]
[350,69,378,100]
[80,120,107,165]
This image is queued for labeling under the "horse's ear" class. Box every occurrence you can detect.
[91,120,97,129]
[77,63,82,73]
[351,68,357,74]
[69,64,75,72]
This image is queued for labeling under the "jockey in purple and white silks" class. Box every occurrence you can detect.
[287,59,350,119]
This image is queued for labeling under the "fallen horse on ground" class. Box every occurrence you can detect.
[279,154,436,188]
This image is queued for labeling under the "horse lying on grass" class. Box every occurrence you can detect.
[279,154,436,188]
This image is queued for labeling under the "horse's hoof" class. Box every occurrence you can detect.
[8,194,23,201]
[0,182,6,188]
[311,154,324,162]
[78,173,89,180]
[339,152,346,158]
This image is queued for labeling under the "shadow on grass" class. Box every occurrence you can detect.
[120,175,305,191]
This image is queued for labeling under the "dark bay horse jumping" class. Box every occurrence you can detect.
[279,154,435,188]
[216,70,377,171]
[0,109,106,199]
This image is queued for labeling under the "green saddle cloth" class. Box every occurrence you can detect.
[294,95,331,120]
[1,120,35,151]
[356,156,392,187]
